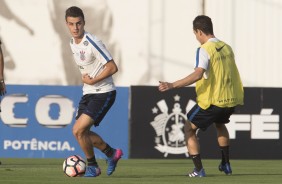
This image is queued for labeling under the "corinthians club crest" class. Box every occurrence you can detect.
[150,95,196,157]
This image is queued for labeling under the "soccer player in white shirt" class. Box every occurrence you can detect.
[65,6,122,177]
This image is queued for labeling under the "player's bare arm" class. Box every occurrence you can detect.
[0,46,6,96]
[82,60,118,85]
[158,67,205,92]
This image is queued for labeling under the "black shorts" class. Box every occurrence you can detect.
[76,90,116,127]
[187,104,235,131]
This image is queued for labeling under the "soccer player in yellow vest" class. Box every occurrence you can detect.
[159,15,244,177]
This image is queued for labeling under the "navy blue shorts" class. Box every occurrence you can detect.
[187,104,235,131]
[76,90,116,127]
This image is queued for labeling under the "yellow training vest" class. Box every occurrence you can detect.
[196,40,244,109]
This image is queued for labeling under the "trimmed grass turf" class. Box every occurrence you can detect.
[0,158,281,184]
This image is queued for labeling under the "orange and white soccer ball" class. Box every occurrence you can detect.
[63,155,86,177]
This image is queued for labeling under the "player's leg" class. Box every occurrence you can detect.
[184,121,206,177]
[88,128,123,175]
[87,91,123,176]
[215,123,232,175]
[82,91,122,176]
[186,104,223,177]
[215,106,235,175]
[72,114,101,177]
[73,114,93,157]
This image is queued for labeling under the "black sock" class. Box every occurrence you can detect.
[190,154,203,172]
[87,156,98,166]
[220,146,230,164]
[102,144,115,158]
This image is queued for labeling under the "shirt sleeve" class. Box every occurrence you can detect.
[195,47,209,70]
[86,35,113,65]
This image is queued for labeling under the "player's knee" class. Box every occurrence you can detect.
[184,121,195,136]
[72,127,79,139]
[72,126,84,140]
[215,123,226,130]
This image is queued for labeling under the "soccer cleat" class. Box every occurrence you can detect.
[106,149,123,176]
[187,168,206,177]
[84,165,101,177]
[218,162,232,175]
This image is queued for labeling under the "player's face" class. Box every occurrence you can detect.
[66,16,85,40]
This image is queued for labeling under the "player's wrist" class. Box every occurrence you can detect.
[0,79,4,83]
[170,82,175,89]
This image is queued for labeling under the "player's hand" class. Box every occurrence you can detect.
[158,81,173,92]
[81,74,92,84]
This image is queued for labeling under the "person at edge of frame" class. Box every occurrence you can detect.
[0,38,7,165]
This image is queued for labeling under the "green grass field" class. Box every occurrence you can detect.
[0,158,281,184]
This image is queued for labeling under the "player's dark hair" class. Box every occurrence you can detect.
[65,6,85,21]
[193,15,214,35]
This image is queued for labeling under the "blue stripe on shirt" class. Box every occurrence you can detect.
[86,35,110,61]
[195,47,200,67]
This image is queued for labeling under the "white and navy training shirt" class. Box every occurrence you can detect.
[70,32,115,95]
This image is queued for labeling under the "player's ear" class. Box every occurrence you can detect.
[199,30,204,36]
[65,17,69,24]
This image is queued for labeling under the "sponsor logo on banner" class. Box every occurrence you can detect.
[130,86,282,159]
[0,85,129,158]
[228,108,280,139]
[1,94,75,128]
[4,139,75,151]
[150,95,280,158]
[150,94,196,157]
